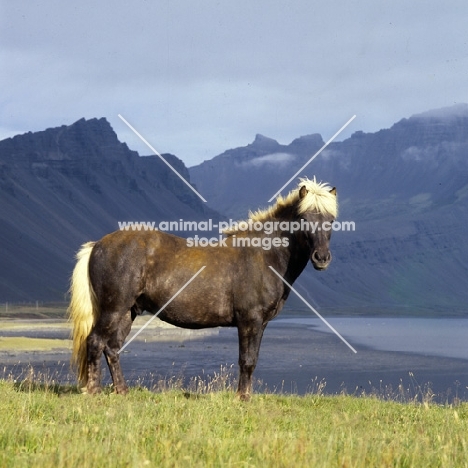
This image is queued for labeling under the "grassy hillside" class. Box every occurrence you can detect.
[1,379,467,467]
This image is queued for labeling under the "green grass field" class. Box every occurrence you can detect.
[1,377,468,468]
[1,308,467,466]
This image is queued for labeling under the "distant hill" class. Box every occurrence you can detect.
[190,105,468,314]
[0,118,220,301]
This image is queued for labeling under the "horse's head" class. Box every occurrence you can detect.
[297,182,338,271]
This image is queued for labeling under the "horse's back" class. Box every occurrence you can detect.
[88,230,175,304]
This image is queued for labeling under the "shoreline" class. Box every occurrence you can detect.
[1,317,468,403]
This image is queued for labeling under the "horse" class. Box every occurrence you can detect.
[68,177,338,400]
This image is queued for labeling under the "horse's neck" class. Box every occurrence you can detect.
[286,234,310,285]
[266,228,310,285]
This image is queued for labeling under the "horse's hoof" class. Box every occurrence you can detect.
[237,393,251,402]
[114,386,129,395]
[86,386,102,395]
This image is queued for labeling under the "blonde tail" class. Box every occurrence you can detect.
[68,242,99,387]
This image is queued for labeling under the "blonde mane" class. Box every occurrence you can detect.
[225,177,337,235]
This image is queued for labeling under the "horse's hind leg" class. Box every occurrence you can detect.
[103,309,134,394]
[86,309,133,395]
[86,330,106,394]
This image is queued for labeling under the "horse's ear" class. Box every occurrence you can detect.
[329,187,337,196]
[299,185,308,199]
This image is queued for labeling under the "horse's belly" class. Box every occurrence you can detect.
[158,312,234,329]
[156,306,234,329]
[139,263,236,329]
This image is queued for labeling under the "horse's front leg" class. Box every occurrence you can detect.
[237,319,266,401]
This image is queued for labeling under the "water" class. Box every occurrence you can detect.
[2,316,468,401]
[275,317,468,360]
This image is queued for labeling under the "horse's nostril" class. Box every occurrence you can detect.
[312,250,331,264]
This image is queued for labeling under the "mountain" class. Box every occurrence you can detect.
[190,104,468,314]
[2,107,467,314]
[189,132,325,220]
[0,118,220,301]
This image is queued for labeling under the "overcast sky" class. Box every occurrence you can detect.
[1,1,467,166]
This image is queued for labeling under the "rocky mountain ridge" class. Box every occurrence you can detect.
[0,117,219,300]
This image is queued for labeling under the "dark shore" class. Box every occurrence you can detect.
[2,320,468,403]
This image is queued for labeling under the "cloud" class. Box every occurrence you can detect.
[1,1,467,166]
[321,148,351,170]
[400,141,467,166]
[411,104,468,121]
[240,153,296,168]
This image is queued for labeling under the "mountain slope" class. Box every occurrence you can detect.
[189,133,325,220]
[0,118,220,301]
[190,105,468,314]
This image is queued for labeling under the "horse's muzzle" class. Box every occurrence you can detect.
[311,250,331,271]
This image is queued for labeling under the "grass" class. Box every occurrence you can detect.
[0,337,71,352]
[1,371,468,468]
[1,310,468,466]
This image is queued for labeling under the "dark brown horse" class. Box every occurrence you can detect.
[68,177,338,400]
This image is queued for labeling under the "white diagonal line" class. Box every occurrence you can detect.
[268,115,356,202]
[118,114,207,203]
[268,266,357,353]
[118,266,206,354]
